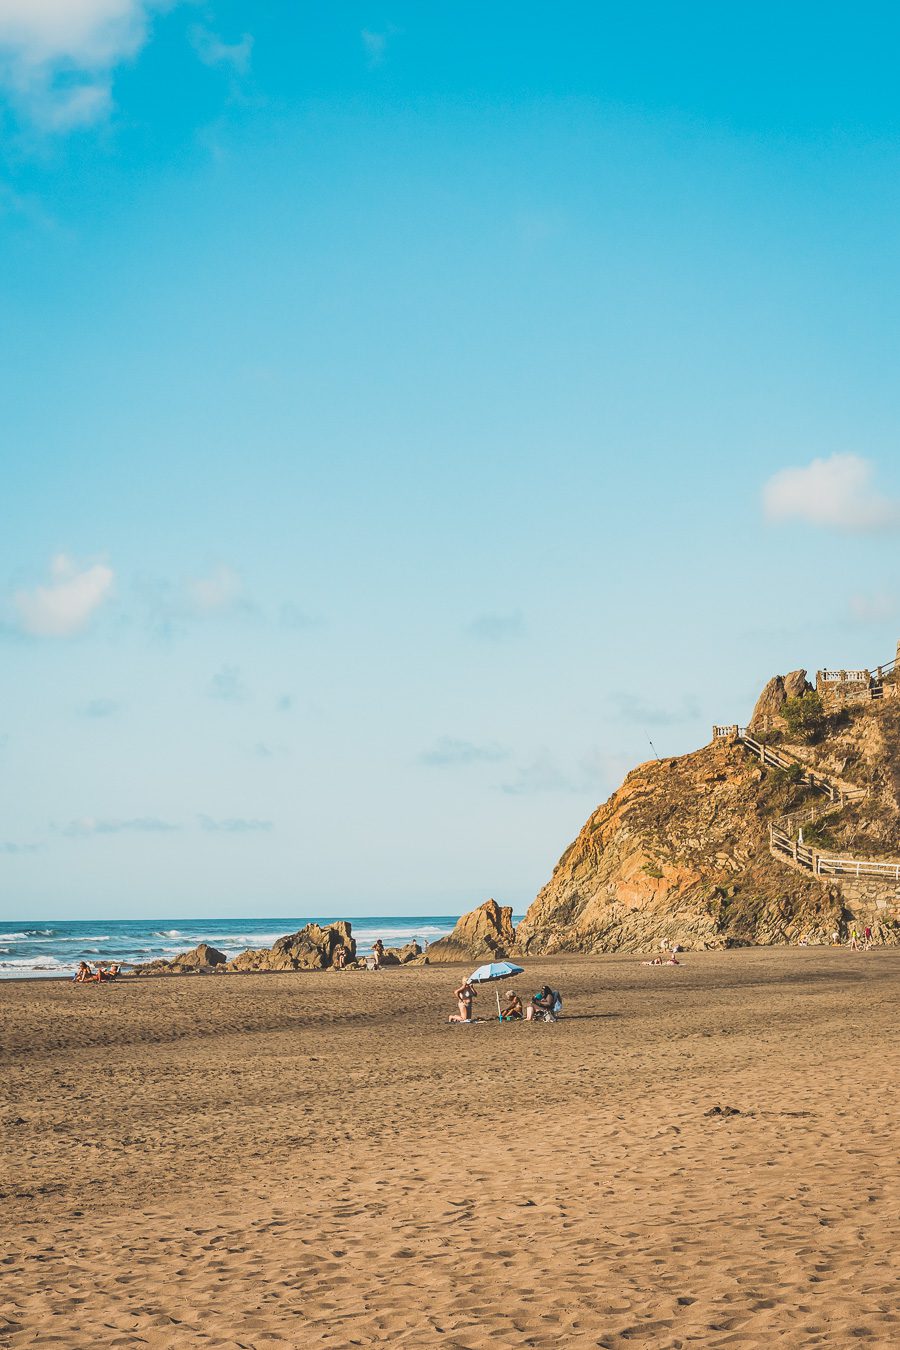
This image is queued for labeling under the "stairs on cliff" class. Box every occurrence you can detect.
[712,725,900,887]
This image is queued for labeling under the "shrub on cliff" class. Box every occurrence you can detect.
[782,691,825,742]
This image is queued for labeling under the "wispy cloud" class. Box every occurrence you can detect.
[0,839,40,854]
[500,748,629,797]
[466,610,524,642]
[59,816,178,837]
[13,554,113,637]
[79,697,119,718]
[207,665,247,701]
[280,602,324,631]
[361,28,388,67]
[136,564,252,637]
[611,692,700,726]
[763,454,900,532]
[190,24,253,74]
[199,815,272,833]
[419,737,510,768]
[0,0,173,131]
[185,564,244,615]
[847,591,897,623]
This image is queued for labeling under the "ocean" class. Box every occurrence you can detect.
[0,916,459,979]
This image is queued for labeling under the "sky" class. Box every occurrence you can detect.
[3,2,900,920]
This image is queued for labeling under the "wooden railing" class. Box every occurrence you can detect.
[769,826,900,882]
[714,722,900,887]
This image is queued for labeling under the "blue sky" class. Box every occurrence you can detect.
[3,2,900,920]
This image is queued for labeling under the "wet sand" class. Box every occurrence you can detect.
[1,948,898,1348]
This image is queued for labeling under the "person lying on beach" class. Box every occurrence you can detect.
[526,986,559,1020]
[99,964,120,981]
[641,954,680,966]
[448,980,477,1022]
[500,990,523,1021]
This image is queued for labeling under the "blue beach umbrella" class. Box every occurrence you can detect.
[468,961,525,1019]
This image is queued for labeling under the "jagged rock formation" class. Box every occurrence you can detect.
[380,941,423,965]
[426,899,515,962]
[749,669,812,730]
[227,922,356,972]
[133,942,228,975]
[515,682,900,953]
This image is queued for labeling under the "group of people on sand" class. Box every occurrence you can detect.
[73,961,120,983]
[448,981,561,1024]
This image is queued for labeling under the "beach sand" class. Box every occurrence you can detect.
[1,948,898,1348]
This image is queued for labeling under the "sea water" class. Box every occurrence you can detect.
[0,916,458,979]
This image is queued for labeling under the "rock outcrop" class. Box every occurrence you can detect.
[380,941,423,965]
[228,922,356,972]
[133,942,228,975]
[749,669,812,730]
[516,675,900,953]
[426,899,516,962]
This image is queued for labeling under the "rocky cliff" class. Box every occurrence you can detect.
[515,679,900,953]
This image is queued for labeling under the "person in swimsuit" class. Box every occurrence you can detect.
[526,986,558,1021]
[500,990,523,1021]
[73,962,93,983]
[332,944,346,970]
[371,939,384,970]
[449,980,477,1022]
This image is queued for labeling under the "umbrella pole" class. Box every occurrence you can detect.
[496,988,501,1020]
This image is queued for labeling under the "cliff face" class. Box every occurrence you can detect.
[515,695,900,953]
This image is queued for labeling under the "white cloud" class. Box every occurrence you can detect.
[190,24,252,74]
[847,591,896,624]
[763,454,900,532]
[0,0,173,129]
[361,28,387,67]
[60,815,177,836]
[199,815,272,833]
[185,564,243,614]
[13,554,113,637]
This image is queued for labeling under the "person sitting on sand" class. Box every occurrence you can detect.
[500,990,523,1021]
[526,986,558,1021]
[448,979,477,1023]
[73,961,93,983]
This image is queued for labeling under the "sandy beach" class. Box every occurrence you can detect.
[1,948,898,1348]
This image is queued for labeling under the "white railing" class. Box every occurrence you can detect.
[816,856,900,881]
[819,669,870,684]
